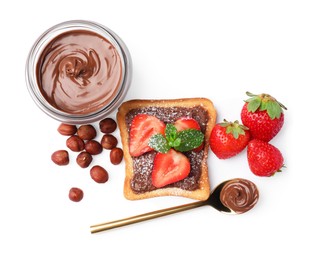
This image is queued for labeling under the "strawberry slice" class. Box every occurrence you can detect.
[174,117,201,131]
[129,114,165,157]
[174,117,204,151]
[152,149,191,188]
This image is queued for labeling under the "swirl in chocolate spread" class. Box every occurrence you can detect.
[37,30,122,114]
[220,178,259,214]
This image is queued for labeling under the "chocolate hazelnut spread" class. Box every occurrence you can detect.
[220,178,259,214]
[125,106,209,193]
[37,30,122,114]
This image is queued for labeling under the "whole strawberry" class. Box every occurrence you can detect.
[247,139,284,177]
[209,120,251,159]
[241,92,287,142]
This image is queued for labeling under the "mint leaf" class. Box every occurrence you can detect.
[149,123,204,153]
[174,129,204,152]
[165,124,177,145]
[149,134,170,153]
[173,138,181,147]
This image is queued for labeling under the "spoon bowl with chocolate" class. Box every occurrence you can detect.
[90,178,259,233]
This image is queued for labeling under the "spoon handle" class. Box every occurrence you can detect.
[90,200,207,233]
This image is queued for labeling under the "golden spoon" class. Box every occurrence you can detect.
[90,178,258,233]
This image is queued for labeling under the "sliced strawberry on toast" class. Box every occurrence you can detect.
[174,117,201,131]
[129,114,165,157]
[152,149,191,188]
[174,117,204,151]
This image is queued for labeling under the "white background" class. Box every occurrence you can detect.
[1,0,318,259]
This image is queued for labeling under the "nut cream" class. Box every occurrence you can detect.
[26,20,132,124]
[220,178,259,214]
[37,30,122,115]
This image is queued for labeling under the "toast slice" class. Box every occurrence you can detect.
[117,98,217,200]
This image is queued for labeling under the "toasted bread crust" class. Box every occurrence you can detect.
[117,98,217,200]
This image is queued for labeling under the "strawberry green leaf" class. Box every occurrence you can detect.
[245,91,255,97]
[174,129,204,152]
[220,119,248,140]
[259,99,268,111]
[149,134,170,153]
[226,125,245,139]
[247,98,261,112]
[267,100,282,119]
[245,91,287,119]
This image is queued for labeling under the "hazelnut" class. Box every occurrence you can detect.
[85,140,103,155]
[90,165,109,183]
[99,118,117,133]
[69,187,84,202]
[77,124,97,140]
[110,147,123,165]
[76,152,93,168]
[66,135,85,152]
[51,150,69,165]
[57,123,77,136]
[101,134,118,150]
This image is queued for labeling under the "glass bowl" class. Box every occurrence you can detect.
[26,20,132,124]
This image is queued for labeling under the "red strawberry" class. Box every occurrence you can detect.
[129,114,165,157]
[152,149,190,188]
[209,120,251,159]
[241,92,287,142]
[174,117,204,151]
[174,117,201,131]
[247,139,284,177]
